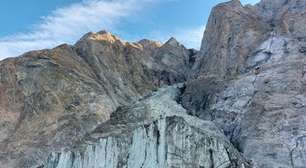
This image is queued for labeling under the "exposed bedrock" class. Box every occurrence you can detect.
[0,32,193,168]
[183,0,306,167]
[45,85,250,168]
[1,0,306,168]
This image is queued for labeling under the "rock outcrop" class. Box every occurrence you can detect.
[0,31,192,168]
[193,0,306,79]
[192,0,270,79]
[2,0,306,168]
[45,85,250,168]
[183,0,306,167]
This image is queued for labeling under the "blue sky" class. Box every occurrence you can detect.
[0,0,260,59]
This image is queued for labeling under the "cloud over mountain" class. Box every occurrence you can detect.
[0,0,153,59]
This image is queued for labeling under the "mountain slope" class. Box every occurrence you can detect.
[0,31,193,168]
[1,0,306,168]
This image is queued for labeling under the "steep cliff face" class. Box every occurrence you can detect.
[45,86,250,168]
[46,117,246,168]
[192,0,270,79]
[0,31,192,168]
[193,0,306,79]
[183,38,306,167]
[2,0,306,168]
[254,0,306,37]
[183,0,306,167]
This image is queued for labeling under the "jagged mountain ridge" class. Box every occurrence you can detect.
[0,31,194,168]
[1,0,306,167]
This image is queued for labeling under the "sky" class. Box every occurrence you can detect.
[0,0,260,60]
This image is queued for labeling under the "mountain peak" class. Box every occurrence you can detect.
[138,39,162,48]
[218,0,242,8]
[164,37,180,47]
[78,30,124,44]
[230,0,241,5]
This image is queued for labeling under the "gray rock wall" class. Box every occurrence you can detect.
[44,85,249,168]
[2,1,306,168]
[183,31,306,168]
[45,117,248,168]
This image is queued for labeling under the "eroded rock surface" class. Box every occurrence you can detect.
[1,0,306,168]
[183,0,306,167]
[193,0,306,79]
[45,86,250,168]
[0,32,192,168]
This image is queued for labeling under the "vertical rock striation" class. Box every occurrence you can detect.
[183,0,306,167]
[45,86,250,168]
[192,0,270,79]
[2,0,306,167]
[0,32,192,168]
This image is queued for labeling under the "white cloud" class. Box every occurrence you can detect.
[0,0,154,60]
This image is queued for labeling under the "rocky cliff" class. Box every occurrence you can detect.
[1,0,306,168]
[185,0,306,167]
[0,31,193,168]
[45,85,249,168]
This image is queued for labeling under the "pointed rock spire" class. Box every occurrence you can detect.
[164,37,180,47]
